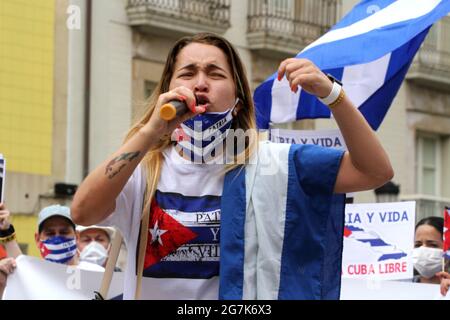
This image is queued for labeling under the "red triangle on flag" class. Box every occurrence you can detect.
[38,242,50,258]
[343,226,352,238]
[144,201,197,269]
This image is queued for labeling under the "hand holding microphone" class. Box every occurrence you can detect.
[142,87,205,142]
[160,95,205,121]
[160,99,191,121]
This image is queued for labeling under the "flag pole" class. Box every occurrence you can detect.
[97,230,123,299]
[443,207,450,273]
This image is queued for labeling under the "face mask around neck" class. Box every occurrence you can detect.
[175,98,239,163]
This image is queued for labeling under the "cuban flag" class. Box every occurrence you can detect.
[344,225,407,261]
[444,207,450,260]
[142,191,220,279]
[254,0,450,130]
[219,142,346,299]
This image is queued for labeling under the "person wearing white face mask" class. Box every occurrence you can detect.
[76,225,117,271]
[412,216,445,284]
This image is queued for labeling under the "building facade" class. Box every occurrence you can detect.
[0,0,71,256]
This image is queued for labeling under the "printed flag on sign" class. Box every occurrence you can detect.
[344,225,407,262]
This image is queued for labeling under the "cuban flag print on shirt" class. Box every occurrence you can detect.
[143,191,221,279]
[254,0,450,130]
[131,146,226,301]
[103,146,225,300]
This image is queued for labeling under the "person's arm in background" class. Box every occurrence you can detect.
[71,87,205,226]
[437,271,450,297]
[278,58,394,193]
[0,203,22,258]
[0,258,16,299]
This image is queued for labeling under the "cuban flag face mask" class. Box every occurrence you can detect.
[38,236,77,264]
[175,98,238,163]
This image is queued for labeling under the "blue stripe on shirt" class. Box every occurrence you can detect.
[155,190,221,212]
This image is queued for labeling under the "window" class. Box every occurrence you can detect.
[262,0,294,18]
[416,133,441,196]
[144,80,157,100]
[437,16,450,54]
[272,0,294,17]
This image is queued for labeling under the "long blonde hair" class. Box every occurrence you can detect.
[125,33,257,212]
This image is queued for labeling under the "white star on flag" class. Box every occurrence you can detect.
[149,220,167,246]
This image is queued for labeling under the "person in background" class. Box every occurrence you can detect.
[34,205,79,266]
[438,271,450,297]
[1,203,104,271]
[0,203,22,259]
[0,257,16,299]
[0,203,20,299]
[76,225,116,270]
[412,216,444,284]
[0,203,111,299]
[36,205,106,272]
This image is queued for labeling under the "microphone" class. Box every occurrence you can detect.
[160,100,190,121]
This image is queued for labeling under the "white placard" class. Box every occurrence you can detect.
[269,128,347,150]
[269,128,354,199]
[3,255,124,300]
[342,201,416,280]
[340,278,447,300]
[4,254,449,300]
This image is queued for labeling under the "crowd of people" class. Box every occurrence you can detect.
[1,201,449,299]
[0,202,118,298]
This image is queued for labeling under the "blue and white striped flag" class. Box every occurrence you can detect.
[219,143,346,299]
[254,0,450,129]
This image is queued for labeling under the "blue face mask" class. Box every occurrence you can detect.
[176,98,238,163]
[38,236,77,264]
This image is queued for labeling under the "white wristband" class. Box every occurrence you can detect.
[318,81,342,106]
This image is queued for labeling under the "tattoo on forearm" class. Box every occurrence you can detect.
[105,151,141,179]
